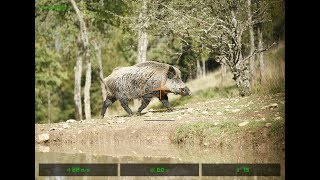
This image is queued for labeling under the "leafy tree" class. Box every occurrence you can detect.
[35,33,67,123]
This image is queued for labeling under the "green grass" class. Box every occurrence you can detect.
[172,120,284,146]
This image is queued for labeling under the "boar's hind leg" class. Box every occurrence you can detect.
[101,97,116,117]
[119,98,134,116]
[137,95,152,114]
[159,94,173,111]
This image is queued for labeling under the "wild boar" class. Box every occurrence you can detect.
[100,61,192,116]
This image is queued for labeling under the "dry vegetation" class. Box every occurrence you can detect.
[252,41,285,94]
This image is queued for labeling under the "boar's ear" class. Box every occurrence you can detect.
[167,66,176,79]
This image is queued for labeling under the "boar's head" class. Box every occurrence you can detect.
[164,66,192,96]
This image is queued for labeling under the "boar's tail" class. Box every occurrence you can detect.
[97,67,108,91]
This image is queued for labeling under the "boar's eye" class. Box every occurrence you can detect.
[167,66,176,79]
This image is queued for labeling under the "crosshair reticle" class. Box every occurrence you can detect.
[151,80,170,100]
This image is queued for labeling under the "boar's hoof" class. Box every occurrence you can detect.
[132,112,142,116]
[137,112,144,116]
[167,107,174,112]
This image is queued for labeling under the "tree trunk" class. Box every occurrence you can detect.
[70,0,91,120]
[202,59,206,77]
[247,0,255,83]
[74,35,83,121]
[93,40,109,116]
[196,60,202,78]
[230,8,251,96]
[220,64,227,87]
[135,0,148,110]
[257,25,265,83]
[84,52,92,121]
[232,62,251,96]
[138,30,148,63]
[93,41,107,101]
[137,0,148,63]
[47,90,51,124]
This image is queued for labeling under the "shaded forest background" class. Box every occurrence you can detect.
[35,0,284,123]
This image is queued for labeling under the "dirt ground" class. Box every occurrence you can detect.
[35,93,285,157]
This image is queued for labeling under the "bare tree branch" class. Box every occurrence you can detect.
[242,42,277,63]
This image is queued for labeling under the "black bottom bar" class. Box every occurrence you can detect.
[39,163,280,176]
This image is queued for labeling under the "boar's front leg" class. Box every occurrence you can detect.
[138,94,153,114]
[119,97,134,116]
[101,96,116,118]
[159,93,173,111]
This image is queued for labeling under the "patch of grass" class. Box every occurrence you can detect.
[172,121,238,145]
[267,119,284,139]
[172,120,284,146]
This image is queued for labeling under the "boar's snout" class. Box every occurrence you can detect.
[180,87,192,96]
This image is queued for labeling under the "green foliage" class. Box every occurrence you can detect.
[177,37,198,81]
[260,0,285,43]
[35,0,78,123]
[35,0,135,123]
[86,0,130,29]
[35,36,67,123]
[147,34,179,64]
